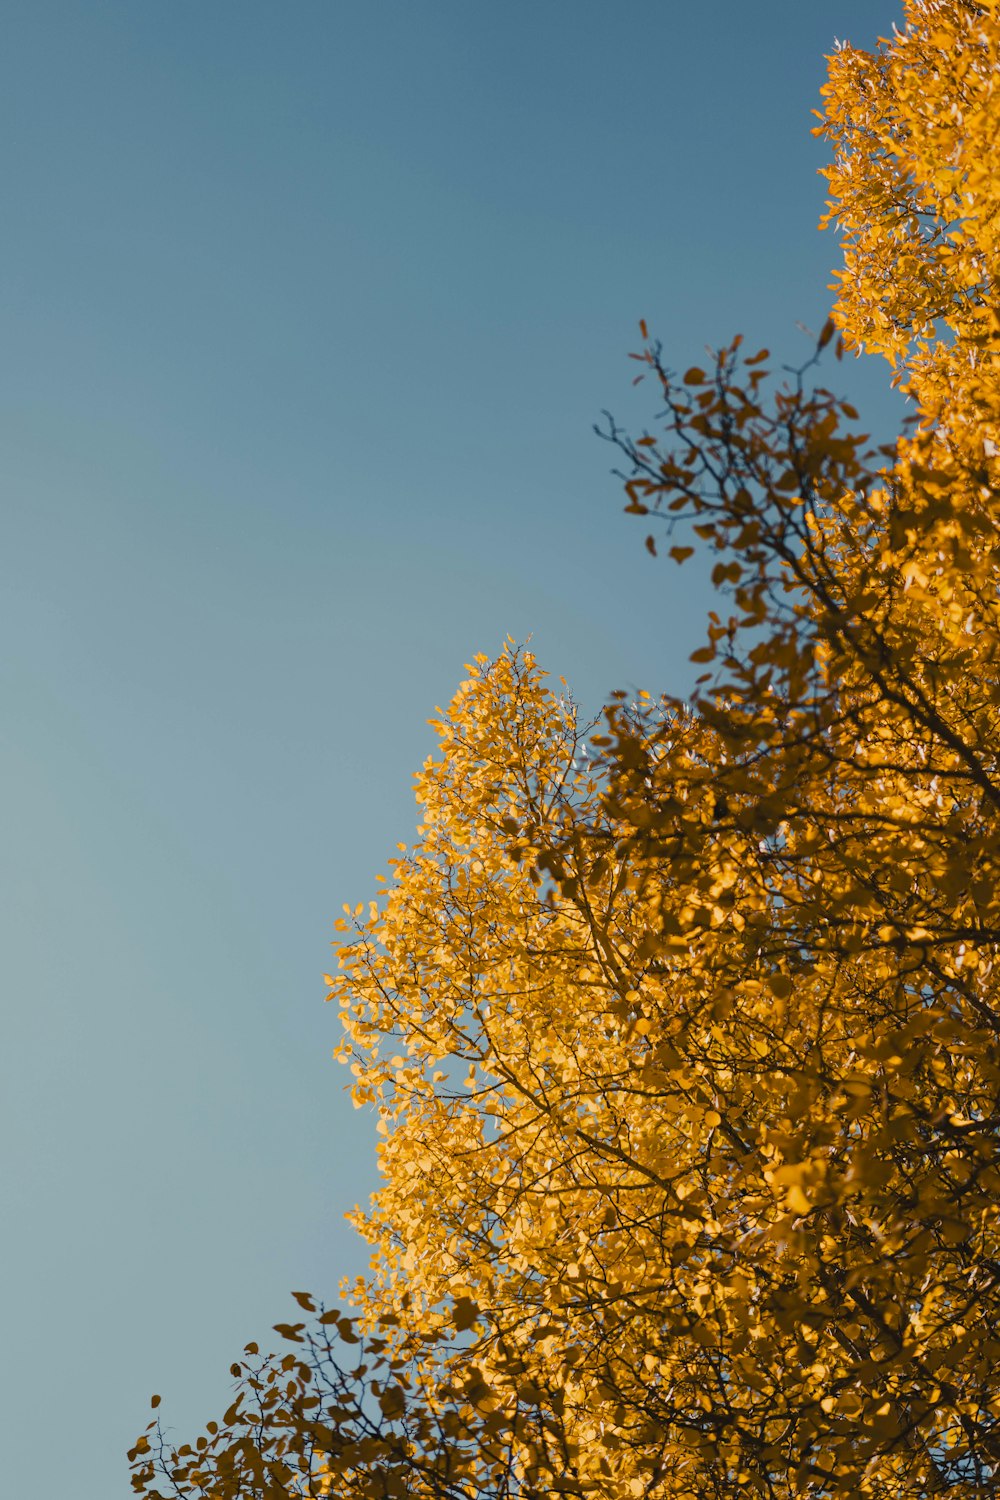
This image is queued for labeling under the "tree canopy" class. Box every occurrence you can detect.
[131,3,1000,1495]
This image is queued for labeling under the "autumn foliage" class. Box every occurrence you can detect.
[132,3,1000,1496]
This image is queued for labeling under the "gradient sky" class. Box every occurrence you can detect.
[1,3,906,1495]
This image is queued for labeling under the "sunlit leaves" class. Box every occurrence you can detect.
[132,4,1000,1497]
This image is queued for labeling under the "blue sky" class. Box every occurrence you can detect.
[1,3,904,1494]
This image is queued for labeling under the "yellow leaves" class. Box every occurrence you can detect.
[784,1184,811,1216]
[322,626,998,1483]
[136,11,1000,1497]
[820,0,1000,380]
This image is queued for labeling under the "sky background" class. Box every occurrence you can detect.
[1,3,905,1495]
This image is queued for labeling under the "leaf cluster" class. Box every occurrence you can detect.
[132,5,1000,1497]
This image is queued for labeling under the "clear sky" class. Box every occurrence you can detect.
[1,3,905,1494]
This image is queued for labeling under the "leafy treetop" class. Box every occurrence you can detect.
[131,3,1000,1496]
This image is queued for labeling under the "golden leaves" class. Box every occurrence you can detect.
[312,616,1000,1493]
[132,5,1000,1496]
[819,0,1000,394]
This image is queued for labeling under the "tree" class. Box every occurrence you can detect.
[131,2,1000,1495]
